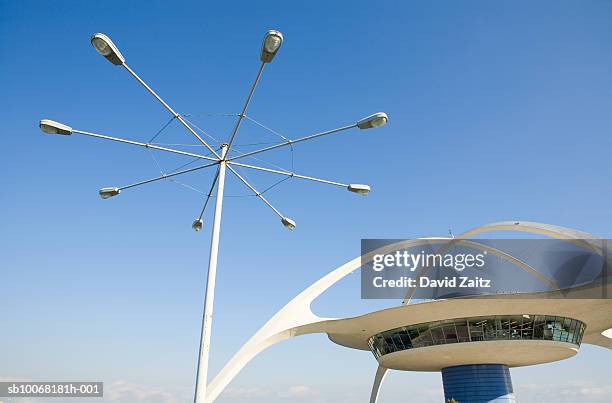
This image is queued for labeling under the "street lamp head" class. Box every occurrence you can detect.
[347,184,371,196]
[99,187,121,199]
[39,119,72,135]
[192,218,204,232]
[281,217,296,231]
[91,33,125,65]
[357,112,388,129]
[260,30,283,63]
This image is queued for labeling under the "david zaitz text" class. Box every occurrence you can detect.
[373,276,491,288]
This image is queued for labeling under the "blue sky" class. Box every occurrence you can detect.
[1,0,612,402]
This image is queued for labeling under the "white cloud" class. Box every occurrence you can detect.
[104,380,179,403]
[223,387,271,398]
[278,385,319,399]
[517,380,612,402]
[221,385,321,401]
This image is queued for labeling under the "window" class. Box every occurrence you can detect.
[455,320,469,342]
[368,315,585,359]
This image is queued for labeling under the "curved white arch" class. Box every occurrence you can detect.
[204,255,361,402]
[205,220,603,402]
[369,366,388,403]
[402,220,603,303]
[206,239,434,402]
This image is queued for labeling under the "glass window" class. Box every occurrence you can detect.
[559,318,571,342]
[509,316,523,340]
[399,332,411,349]
[367,315,585,359]
[408,327,420,341]
[545,316,559,340]
[533,315,545,339]
[495,317,509,340]
[569,320,578,344]
[521,315,534,339]
[443,324,458,343]
[483,318,497,340]
[468,318,485,332]
[392,334,405,349]
[414,331,431,347]
[383,338,396,353]
[430,326,445,344]
[455,320,469,342]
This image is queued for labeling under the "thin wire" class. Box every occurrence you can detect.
[183,113,240,118]
[259,176,291,195]
[166,146,220,174]
[241,115,295,171]
[232,141,278,147]
[226,146,294,174]
[197,168,220,220]
[124,112,285,199]
[242,115,290,142]
[145,149,207,194]
[168,157,204,173]
[169,178,207,194]
[222,161,290,199]
[184,112,295,171]
[147,141,219,196]
[148,116,177,143]
[227,114,297,196]
[226,157,291,197]
[150,143,209,147]
[151,112,296,198]
[181,112,296,171]
[148,148,165,175]
[181,115,221,144]
[146,114,221,196]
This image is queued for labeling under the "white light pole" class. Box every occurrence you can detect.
[195,144,228,401]
[40,31,388,403]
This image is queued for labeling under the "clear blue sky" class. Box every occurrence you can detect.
[1,1,611,402]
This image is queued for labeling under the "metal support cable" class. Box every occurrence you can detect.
[148,116,178,144]
[228,161,347,187]
[73,129,218,162]
[119,161,219,191]
[197,168,221,220]
[226,164,284,219]
[228,124,357,162]
[122,63,221,159]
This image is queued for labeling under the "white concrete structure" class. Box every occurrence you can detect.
[204,221,612,402]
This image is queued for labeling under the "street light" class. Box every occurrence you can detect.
[281,217,297,230]
[41,30,388,403]
[99,187,121,199]
[91,33,125,65]
[39,119,72,135]
[192,218,204,232]
[260,30,283,63]
[357,112,388,129]
[348,184,371,195]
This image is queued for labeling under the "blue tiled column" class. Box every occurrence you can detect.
[441,364,517,403]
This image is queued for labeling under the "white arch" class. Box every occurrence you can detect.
[204,254,360,402]
[205,220,602,402]
[369,366,389,403]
